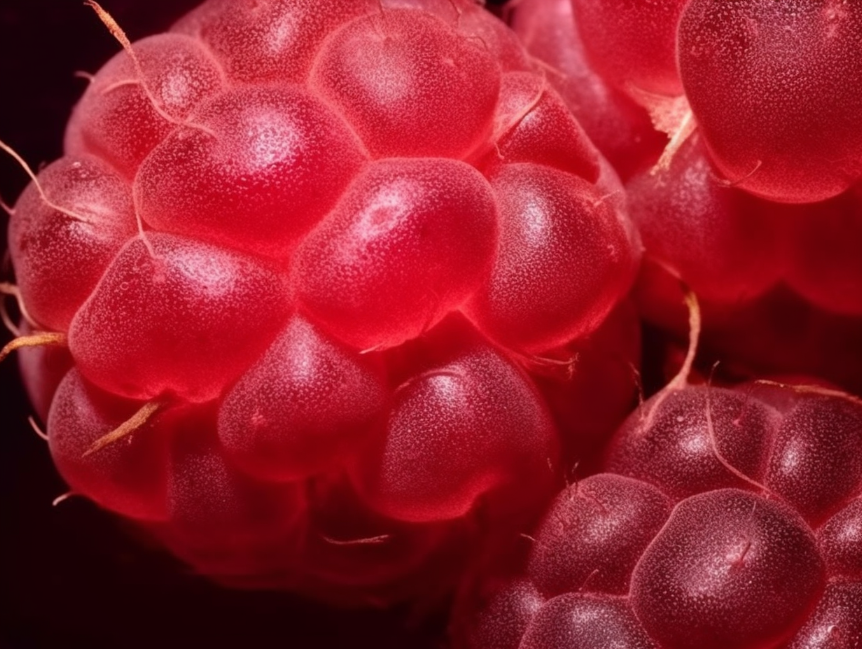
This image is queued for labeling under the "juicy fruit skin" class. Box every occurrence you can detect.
[678,0,862,203]
[348,316,560,524]
[309,9,501,159]
[457,383,862,649]
[508,0,664,179]
[626,135,862,394]
[631,489,824,649]
[629,135,862,317]
[48,368,170,521]
[465,163,639,352]
[9,0,641,602]
[507,0,862,394]
[217,314,388,482]
[522,0,862,204]
[64,33,226,179]
[570,0,689,97]
[627,135,784,306]
[293,158,499,350]
[8,155,137,332]
[520,594,656,649]
[68,233,292,403]
[136,85,368,259]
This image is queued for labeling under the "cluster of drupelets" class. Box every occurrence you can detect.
[1,0,861,646]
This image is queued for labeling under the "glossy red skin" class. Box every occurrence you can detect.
[629,138,862,394]
[627,135,785,306]
[570,0,689,97]
[8,0,640,604]
[511,0,862,204]
[504,0,862,398]
[507,0,663,180]
[456,382,862,649]
[679,0,862,203]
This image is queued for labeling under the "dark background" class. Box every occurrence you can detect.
[0,1,468,647]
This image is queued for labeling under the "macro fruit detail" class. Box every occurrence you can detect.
[5,0,640,602]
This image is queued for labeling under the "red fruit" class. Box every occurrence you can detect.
[484,72,601,183]
[516,0,862,205]
[631,488,824,649]
[17,319,74,423]
[8,155,136,331]
[165,413,304,548]
[349,316,558,524]
[462,580,544,649]
[5,0,639,604]
[64,33,225,178]
[605,386,776,500]
[309,9,500,159]
[455,381,862,649]
[534,299,642,466]
[818,498,862,578]
[217,314,388,482]
[293,158,498,351]
[47,368,170,521]
[465,163,639,353]
[678,0,862,203]
[787,582,862,649]
[570,0,689,97]
[152,407,306,581]
[520,593,657,649]
[171,0,372,84]
[67,233,291,403]
[628,135,862,393]
[504,0,862,409]
[507,0,664,179]
[286,475,462,601]
[136,85,367,259]
[627,135,784,305]
[527,474,672,597]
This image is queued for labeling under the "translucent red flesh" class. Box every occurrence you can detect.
[9,0,641,604]
[457,383,862,649]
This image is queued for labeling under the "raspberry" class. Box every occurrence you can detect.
[570,0,689,97]
[2,0,640,604]
[448,3,862,647]
[678,0,862,203]
[8,155,137,332]
[135,85,367,258]
[504,0,862,396]
[517,0,862,204]
[626,134,862,393]
[627,136,784,306]
[507,0,664,180]
[456,380,862,649]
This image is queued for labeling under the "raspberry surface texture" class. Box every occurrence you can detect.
[507,0,862,395]
[5,0,641,603]
[455,381,862,649]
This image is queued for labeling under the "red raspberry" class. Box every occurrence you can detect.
[455,380,862,649]
[558,0,862,203]
[4,0,640,603]
[506,0,664,180]
[505,0,862,396]
[628,136,862,394]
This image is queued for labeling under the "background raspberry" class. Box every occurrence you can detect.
[454,381,862,649]
[508,0,862,397]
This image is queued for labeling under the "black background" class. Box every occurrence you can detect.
[0,1,457,647]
